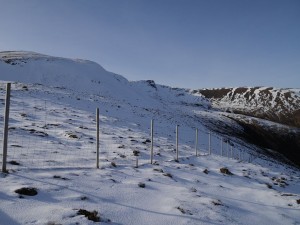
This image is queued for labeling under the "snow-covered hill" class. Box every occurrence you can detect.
[194,87,300,168]
[0,51,299,225]
[196,87,300,128]
[0,51,209,109]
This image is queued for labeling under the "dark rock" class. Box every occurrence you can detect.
[176,206,193,215]
[212,200,223,206]
[9,160,20,165]
[138,182,146,188]
[153,168,164,173]
[163,173,173,178]
[220,167,233,175]
[68,134,78,139]
[15,187,38,196]
[53,175,69,180]
[146,80,157,89]
[203,169,209,174]
[266,183,273,189]
[133,150,140,156]
[190,187,197,192]
[80,196,88,201]
[77,209,100,222]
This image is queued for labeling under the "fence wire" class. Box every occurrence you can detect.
[0,82,262,171]
[1,83,96,169]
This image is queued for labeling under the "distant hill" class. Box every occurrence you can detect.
[194,87,300,166]
[196,87,300,128]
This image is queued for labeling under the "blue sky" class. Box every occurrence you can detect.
[0,0,299,88]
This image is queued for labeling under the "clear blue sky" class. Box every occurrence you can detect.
[0,0,299,89]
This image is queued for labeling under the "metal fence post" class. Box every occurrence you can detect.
[136,156,139,168]
[176,125,179,161]
[96,108,99,169]
[220,138,223,156]
[150,119,154,164]
[208,132,211,155]
[2,83,11,173]
[195,128,198,156]
[227,142,229,158]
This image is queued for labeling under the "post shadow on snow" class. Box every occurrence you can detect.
[9,172,223,225]
[198,189,300,212]
[0,209,22,225]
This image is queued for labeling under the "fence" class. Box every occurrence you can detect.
[1,82,262,172]
[0,82,97,170]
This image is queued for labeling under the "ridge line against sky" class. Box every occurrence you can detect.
[0,0,299,89]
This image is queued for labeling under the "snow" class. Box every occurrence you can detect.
[0,51,299,225]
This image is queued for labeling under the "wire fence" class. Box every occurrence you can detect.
[0,82,263,171]
[0,82,96,169]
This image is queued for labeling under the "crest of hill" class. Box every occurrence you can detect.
[0,51,128,92]
[0,51,209,109]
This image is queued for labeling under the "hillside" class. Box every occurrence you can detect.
[196,87,300,128]
[194,87,300,167]
[0,51,300,225]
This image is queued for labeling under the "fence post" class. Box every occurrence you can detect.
[96,108,99,169]
[208,132,211,155]
[227,142,229,158]
[176,125,179,161]
[239,149,241,161]
[195,128,198,156]
[231,145,233,158]
[2,83,11,173]
[150,119,154,164]
[220,138,223,156]
[136,156,139,168]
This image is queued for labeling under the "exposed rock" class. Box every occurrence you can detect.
[203,169,209,174]
[220,167,233,175]
[77,209,100,222]
[15,187,38,196]
[138,182,146,188]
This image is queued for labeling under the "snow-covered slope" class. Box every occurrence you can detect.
[196,87,300,128]
[0,51,300,225]
[193,87,300,168]
[0,51,208,109]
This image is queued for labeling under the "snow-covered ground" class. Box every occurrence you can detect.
[0,52,299,225]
